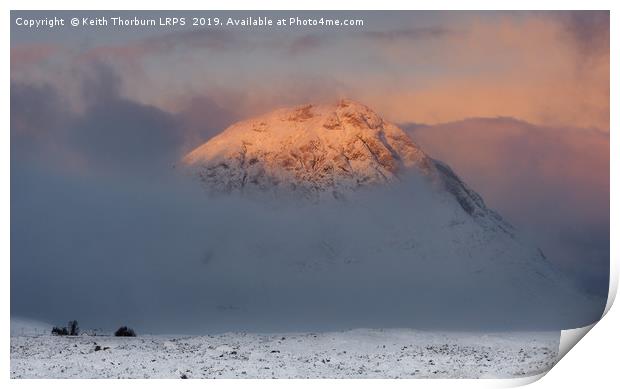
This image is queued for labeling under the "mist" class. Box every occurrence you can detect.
[11,152,604,334]
[405,118,610,298]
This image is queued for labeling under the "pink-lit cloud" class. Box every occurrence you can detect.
[10,12,609,132]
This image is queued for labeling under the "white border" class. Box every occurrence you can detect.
[3,1,617,388]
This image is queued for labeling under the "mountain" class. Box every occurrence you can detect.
[181,100,600,330]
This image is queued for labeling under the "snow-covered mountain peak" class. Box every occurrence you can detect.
[183,99,436,197]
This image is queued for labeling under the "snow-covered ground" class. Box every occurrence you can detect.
[10,329,559,379]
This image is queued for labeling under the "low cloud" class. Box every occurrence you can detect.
[11,169,602,333]
[405,117,609,296]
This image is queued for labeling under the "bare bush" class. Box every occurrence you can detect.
[114,326,136,337]
[51,326,68,336]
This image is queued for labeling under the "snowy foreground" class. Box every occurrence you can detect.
[10,329,559,379]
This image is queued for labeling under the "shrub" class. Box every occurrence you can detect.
[68,320,79,336]
[51,326,69,336]
[114,326,136,337]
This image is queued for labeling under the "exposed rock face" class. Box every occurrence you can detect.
[183,100,428,195]
[183,100,493,216]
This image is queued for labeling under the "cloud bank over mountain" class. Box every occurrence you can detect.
[11,83,607,332]
[404,118,609,298]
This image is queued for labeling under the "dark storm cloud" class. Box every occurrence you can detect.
[176,95,239,147]
[54,63,182,174]
[70,99,181,173]
[11,64,236,175]
[11,81,70,155]
[557,10,610,59]
[77,62,124,104]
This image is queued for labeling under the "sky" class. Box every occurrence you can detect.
[10,10,609,332]
[11,11,609,132]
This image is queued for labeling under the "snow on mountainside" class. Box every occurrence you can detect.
[183,99,427,198]
[184,99,500,219]
[180,99,600,330]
